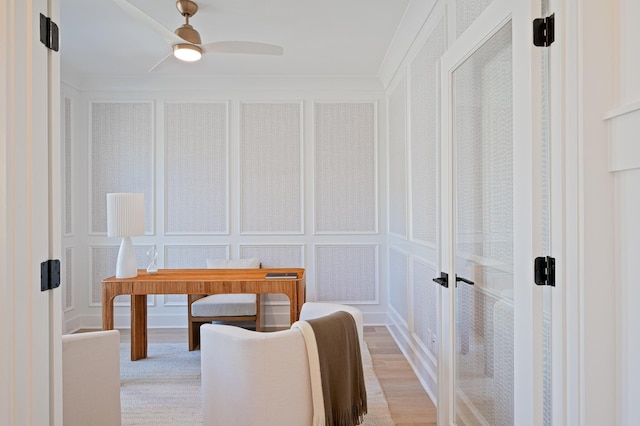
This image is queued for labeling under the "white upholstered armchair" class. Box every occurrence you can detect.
[62,330,121,426]
[200,302,363,426]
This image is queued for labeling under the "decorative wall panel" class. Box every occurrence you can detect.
[315,245,377,303]
[90,101,154,234]
[63,247,74,311]
[413,258,438,356]
[388,78,408,237]
[64,97,73,236]
[410,19,445,245]
[240,102,302,234]
[91,245,152,306]
[314,102,377,233]
[389,248,408,321]
[240,244,304,303]
[165,102,228,234]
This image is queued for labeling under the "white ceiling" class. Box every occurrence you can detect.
[60,0,412,79]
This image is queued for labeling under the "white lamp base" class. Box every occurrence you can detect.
[116,236,138,279]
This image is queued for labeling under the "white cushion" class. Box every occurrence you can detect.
[192,293,257,317]
[206,257,261,269]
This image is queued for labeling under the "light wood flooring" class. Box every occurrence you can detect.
[116,326,437,425]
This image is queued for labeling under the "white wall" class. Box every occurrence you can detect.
[569,0,618,423]
[607,1,640,424]
[61,79,390,331]
[381,0,447,405]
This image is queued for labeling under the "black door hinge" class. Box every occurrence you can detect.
[40,14,59,52]
[534,256,555,287]
[533,14,555,47]
[41,259,61,291]
[432,272,449,288]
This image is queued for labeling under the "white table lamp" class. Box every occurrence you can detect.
[107,193,145,278]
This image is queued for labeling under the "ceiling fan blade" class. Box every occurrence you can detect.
[148,52,175,73]
[202,41,284,56]
[112,0,183,45]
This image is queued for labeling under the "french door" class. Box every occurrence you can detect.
[438,0,555,424]
[0,0,63,423]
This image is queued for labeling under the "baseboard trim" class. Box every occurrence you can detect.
[65,305,390,332]
[386,308,438,406]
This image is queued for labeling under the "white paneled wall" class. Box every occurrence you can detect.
[315,244,378,303]
[62,247,74,312]
[314,102,377,234]
[164,102,229,235]
[89,102,154,235]
[62,90,387,330]
[63,97,73,237]
[388,248,408,322]
[387,77,407,238]
[409,18,444,245]
[385,10,447,404]
[240,102,303,234]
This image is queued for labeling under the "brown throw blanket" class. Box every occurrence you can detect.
[306,311,367,426]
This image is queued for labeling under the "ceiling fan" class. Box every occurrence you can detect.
[113,0,284,72]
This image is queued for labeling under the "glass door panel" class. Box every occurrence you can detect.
[452,21,514,425]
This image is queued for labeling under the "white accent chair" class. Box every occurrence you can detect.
[188,258,262,350]
[200,302,363,426]
[62,330,121,426]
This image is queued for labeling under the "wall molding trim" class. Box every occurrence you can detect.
[605,100,640,172]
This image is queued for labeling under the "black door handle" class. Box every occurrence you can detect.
[432,272,449,288]
[456,275,474,286]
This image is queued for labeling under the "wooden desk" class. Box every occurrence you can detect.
[102,268,306,360]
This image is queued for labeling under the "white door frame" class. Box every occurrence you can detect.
[0,0,63,424]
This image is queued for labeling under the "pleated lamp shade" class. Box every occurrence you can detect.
[107,193,145,237]
[106,193,144,278]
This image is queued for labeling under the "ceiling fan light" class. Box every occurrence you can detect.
[173,43,202,62]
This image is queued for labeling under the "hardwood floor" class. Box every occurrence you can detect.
[116,326,437,425]
[364,326,437,426]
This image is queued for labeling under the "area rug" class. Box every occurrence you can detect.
[120,342,393,425]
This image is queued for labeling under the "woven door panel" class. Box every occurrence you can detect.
[456,0,494,38]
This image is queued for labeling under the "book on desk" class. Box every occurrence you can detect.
[265,272,298,279]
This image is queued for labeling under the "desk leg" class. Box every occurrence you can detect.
[102,286,115,331]
[297,279,305,321]
[289,288,297,325]
[130,295,148,361]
